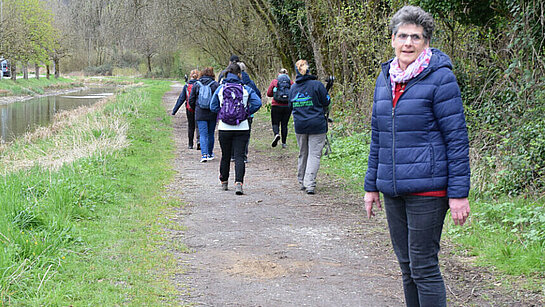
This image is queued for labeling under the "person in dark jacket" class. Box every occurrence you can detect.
[267,68,293,148]
[218,54,240,84]
[363,6,471,307]
[172,69,200,149]
[288,59,330,195]
[188,67,220,162]
[210,63,262,195]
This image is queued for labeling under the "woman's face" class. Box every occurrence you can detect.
[391,24,429,71]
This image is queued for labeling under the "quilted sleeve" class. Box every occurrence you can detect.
[432,70,471,198]
[364,83,380,192]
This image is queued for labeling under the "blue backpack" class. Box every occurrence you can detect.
[219,83,247,125]
[196,81,212,109]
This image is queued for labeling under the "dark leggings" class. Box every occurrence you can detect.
[219,130,250,183]
[271,105,291,144]
[186,108,199,147]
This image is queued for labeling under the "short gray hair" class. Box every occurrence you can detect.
[390,6,434,42]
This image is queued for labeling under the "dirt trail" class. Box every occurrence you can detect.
[163,82,543,307]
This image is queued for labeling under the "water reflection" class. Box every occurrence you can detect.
[0,87,115,143]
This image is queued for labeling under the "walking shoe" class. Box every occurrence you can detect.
[207,153,215,161]
[200,154,208,162]
[221,181,228,191]
[196,143,201,150]
[306,188,315,195]
[281,143,287,149]
[271,134,281,147]
[230,157,235,162]
[235,182,243,195]
[299,183,306,191]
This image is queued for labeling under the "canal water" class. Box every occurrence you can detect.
[0,87,115,143]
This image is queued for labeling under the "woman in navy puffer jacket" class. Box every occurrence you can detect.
[364,6,470,307]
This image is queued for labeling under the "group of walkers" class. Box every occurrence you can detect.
[174,5,471,306]
[173,55,331,196]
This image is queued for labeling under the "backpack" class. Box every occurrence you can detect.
[196,81,213,109]
[273,74,291,103]
[185,83,194,112]
[219,83,248,125]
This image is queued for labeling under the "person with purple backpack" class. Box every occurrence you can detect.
[210,63,262,195]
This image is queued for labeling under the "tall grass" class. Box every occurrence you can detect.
[0,79,178,304]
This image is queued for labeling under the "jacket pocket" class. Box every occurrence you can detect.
[429,144,435,177]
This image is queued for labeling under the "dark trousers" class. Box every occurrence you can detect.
[232,117,253,160]
[186,109,199,147]
[219,130,250,183]
[271,106,291,144]
[384,194,449,307]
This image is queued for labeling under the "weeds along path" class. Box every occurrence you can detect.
[163,81,403,306]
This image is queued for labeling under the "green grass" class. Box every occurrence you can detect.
[0,79,180,304]
[0,77,82,96]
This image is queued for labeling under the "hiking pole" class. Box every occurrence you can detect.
[323,75,335,156]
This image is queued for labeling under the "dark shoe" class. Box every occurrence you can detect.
[306,189,315,195]
[188,145,193,149]
[281,143,287,149]
[235,182,243,195]
[299,183,306,191]
[196,143,201,150]
[271,134,281,147]
[221,181,228,191]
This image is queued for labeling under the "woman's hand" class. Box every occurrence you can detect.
[364,192,382,219]
[449,198,470,226]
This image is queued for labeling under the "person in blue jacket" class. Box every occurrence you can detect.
[288,59,330,195]
[210,63,262,195]
[188,67,220,162]
[363,6,471,307]
[172,69,200,149]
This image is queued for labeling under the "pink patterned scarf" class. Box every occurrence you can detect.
[389,48,432,99]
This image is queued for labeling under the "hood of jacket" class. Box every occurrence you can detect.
[188,79,198,85]
[295,73,317,84]
[199,75,215,85]
[223,73,243,84]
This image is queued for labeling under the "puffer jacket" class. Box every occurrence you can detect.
[188,75,219,121]
[364,48,470,198]
[288,74,330,134]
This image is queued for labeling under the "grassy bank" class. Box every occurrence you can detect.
[0,77,83,96]
[0,79,179,304]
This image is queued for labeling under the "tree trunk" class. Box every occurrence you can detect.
[23,63,29,79]
[35,63,40,80]
[147,55,152,74]
[11,62,17,81]
[46,64,50,79]
[54,58,60,79]
[248,0,295,75]
[304,0,326,79]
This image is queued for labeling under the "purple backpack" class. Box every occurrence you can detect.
[219,83,248,125]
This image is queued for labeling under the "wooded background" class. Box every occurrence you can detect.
[1,0,544,197]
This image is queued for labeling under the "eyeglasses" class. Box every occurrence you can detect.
[396,33,424,44]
